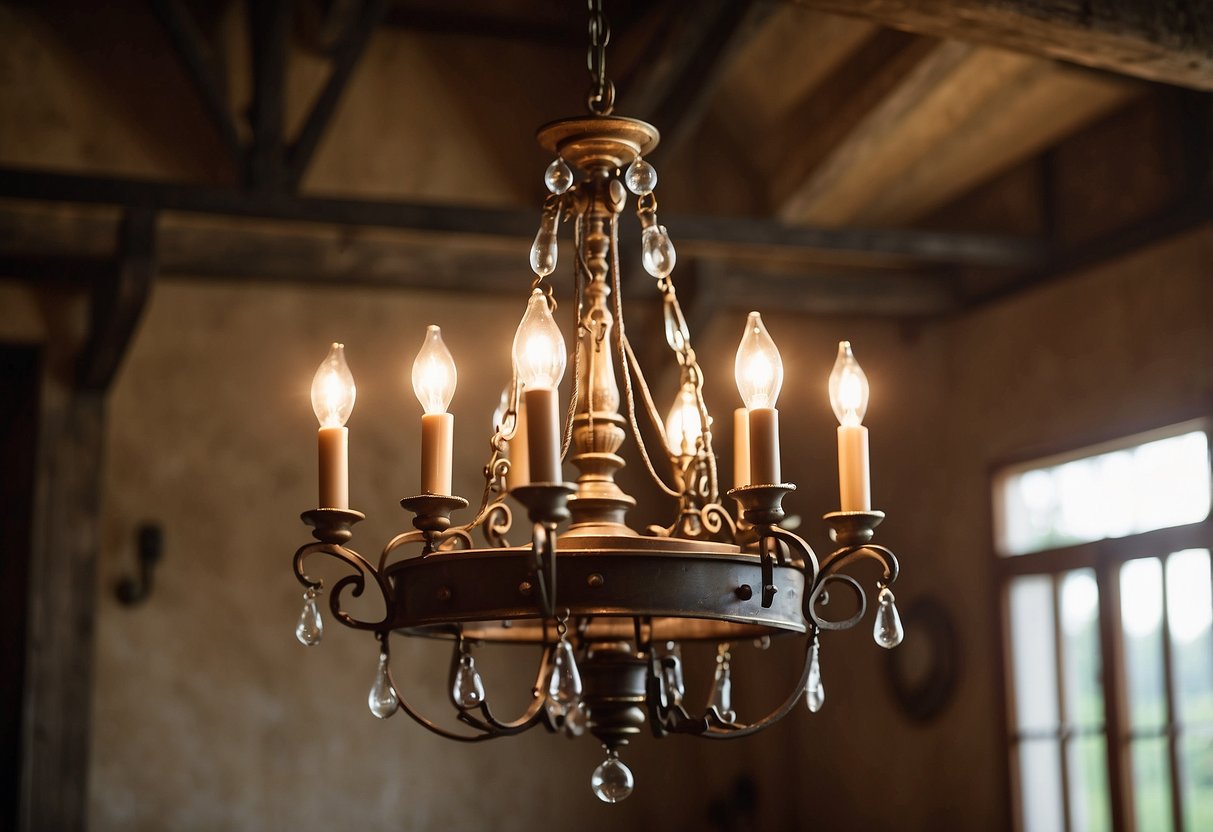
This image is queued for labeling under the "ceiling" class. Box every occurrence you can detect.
[0,0,1209,333]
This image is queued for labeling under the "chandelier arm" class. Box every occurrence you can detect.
[808,572,868,631]
[293,541,393,631]
[379,530,427,572]
[818,544,900,586]
[453,645,554,734]
[609,214,682,499]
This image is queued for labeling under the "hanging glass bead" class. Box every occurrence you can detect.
[591,749,635,803]
[707,644,736,723]
[657,641,685,707]
[806,639,825,713]
[624,156,657,195]
[547,638,584,705]
[451,650,487,709]
[295,588,323,646]
[641,224,676,278]
[873,586,905,649]
[545,157,573,194]
[368,651,399,719]
[530,216,558,277]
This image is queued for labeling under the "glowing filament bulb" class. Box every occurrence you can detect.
[511,289,567,390]
[311,342,356,427]
[734,311,783,410]
[829,341,869,426]
[665,385,704,457]
[411,325,457,415]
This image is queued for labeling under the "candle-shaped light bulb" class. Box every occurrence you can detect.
[511,289,567,390]
[665,385,703,457]
[829,341,869,427]
[311,342,356,427]
[411,325,457,415]
[312,343,355,509]
[511,289,566,484]
[734,311,783,410]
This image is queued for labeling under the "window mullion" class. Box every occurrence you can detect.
[1096,553,1133,832]
[1052,575,1073,832]
[1159,553,1186,832]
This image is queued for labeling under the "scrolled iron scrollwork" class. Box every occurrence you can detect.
[293,541,394,632]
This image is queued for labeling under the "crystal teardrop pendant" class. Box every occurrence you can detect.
[624,156,657,195]
[529,220,558,277]
[873,586,905,649]
[707,644,736,723]
[451,652,487,709]
[563,701,587,738]
[295,588,323,646]
[657,641,685,707]
[806,639,825,713]
[368,651,399,719]
[545,157,573,194]
[591,750,635,803]
[641,224,676,278]
[547,638,583,705]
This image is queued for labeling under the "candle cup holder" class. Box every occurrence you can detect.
[509,482,578,526]
[822,510,885,547]
[400,493,470,538]
[301,508,366,544]
[726,483,797,527]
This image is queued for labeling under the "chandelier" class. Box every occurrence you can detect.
[291,1,903,804]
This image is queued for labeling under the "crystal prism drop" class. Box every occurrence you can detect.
[563,701,587,738]
[624,156,657,195]
[806,640,825,713]
[367,651,399,719]
[591,752,635,803]
[641,225,676,278]
[545,157,573,194]
[658,641,685,707]
[873,587,905,649]
[452,653,487,709]
[529,221,558,277]
[707,648,736,723]
[545,693,566,724]
[295,590,323,646]
[547,639,583,704]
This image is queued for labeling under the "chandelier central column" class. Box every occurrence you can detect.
[566,171,636,536]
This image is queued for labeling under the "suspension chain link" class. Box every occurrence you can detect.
[586,0,615,115]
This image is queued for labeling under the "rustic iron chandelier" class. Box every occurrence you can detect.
[291,1,903,804]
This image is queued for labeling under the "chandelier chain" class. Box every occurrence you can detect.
[586,0,615,115]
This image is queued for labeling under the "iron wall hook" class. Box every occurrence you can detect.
[116,522,163,606]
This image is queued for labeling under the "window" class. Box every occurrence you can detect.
[996,422,1213,832]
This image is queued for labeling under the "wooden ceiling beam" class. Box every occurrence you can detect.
[790,0,1213,91]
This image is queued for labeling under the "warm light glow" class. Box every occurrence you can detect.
[734,311,783,410]
[665,384,704,457]
[411,325,458,415]
[829,341,868,427]
[511,289,567,390]
[311,342,356,427]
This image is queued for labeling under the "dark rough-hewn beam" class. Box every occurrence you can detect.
[286,0,388,187]
[621,0,775,160]
[150,0,245,168]
[791,0,1213,91]
[0,168,1046,268]
[77,208,157,393]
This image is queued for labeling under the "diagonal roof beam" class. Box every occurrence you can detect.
[619,0,776,161]
[286,0,389,188]
[150,0,245,169]
[790,0,1213,91]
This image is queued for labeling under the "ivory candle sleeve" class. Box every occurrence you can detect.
[747,407,780,486]
[318,426,349,509]
[421,412,454,495]
[837,425,871,511]
[524,387,561,484]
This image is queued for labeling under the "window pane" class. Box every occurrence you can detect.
[1061,569,1103,729]
[1010,575,1059,731]
[1131,736,1174,832]
[1180,732,1213,832]
[1067,735,1110,832]
[997,428,1210,556]
[1122,558,1167,729]
[1166,550,1213,725]
[1019,739,1065,832]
